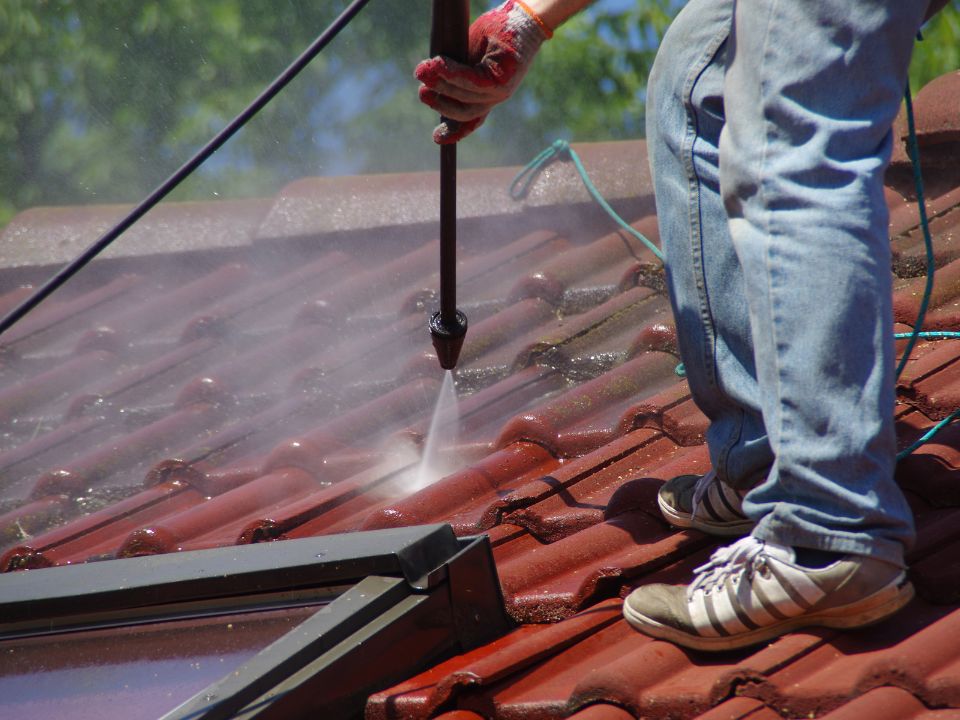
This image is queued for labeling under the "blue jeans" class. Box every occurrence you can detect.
[647,0,927,565]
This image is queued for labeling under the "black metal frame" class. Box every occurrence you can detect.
[0,524,511,720]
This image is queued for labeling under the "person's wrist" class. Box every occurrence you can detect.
[521,0,588,34]
[498,0,551,59]
[513,0,554,39]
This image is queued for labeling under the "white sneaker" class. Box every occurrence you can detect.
[657,469,754,536]
[622,536,914,651]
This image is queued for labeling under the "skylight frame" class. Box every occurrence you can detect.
[0,523,511,719]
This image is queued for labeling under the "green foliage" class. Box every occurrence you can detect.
[0,1,345,224]
[0,1,674,229]
[1,0,957,231]
[912,2,960,90]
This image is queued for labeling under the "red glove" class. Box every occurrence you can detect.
[416,0,552,144]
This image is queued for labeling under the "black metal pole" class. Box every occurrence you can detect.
[0,0,372,340]
[440,143,458,323]
[428,0,470,370]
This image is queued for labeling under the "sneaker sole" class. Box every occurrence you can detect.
[657,493,756,537]
[623,577,915,652]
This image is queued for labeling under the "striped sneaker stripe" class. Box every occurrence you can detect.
[699,491,723,522]
[716,578,774,636]
[692,474,747,525]
[724,578,761,632]
[752,570,813,616]
[702,591,731,637]
[769,562,826,607]
[717,483,747,519]
[744,581,786,625]
[689,590,725,637]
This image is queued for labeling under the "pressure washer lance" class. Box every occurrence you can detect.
[428,0,471,370]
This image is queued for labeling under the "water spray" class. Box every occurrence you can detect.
[428,0,470,370]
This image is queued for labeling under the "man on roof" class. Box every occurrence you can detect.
[417,0,947,651]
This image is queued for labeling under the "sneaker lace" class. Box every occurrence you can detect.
[691,469,718,511]
[690,536,767,595]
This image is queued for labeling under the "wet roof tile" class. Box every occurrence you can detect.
[367,600,624,720]
[31,402,222,499]
[363,441,561,534]
[118,467,320,556]
[503,431,679,542]
[2,72,960,719]
[1,480,202,570]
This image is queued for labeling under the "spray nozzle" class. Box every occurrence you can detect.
[430,310,468,370]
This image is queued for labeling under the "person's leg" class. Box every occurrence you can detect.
[720,0,923,565]
[623,0,924,651]
[647,0,773,491]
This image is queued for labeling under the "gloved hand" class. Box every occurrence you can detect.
[415,0,552,144]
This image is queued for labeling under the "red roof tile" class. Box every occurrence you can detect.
[566,706,635,720]
[370,593,960,719]
[1,480,202,570]
[1,78,959,719]
[817,686,960,719]
[909,71,960,147]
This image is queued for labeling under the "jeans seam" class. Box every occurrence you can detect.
[755,0,786,470]
[716,407,745,484]
[682,24,746,480]
[681,26,730,398]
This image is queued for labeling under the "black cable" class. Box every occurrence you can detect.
[0,0,372,339]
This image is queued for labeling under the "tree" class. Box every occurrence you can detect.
[1,0,957,229]
[0,0,669,228]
